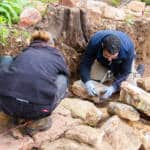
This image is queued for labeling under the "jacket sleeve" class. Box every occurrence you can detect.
[112,55,135,91]
[80,40,98,83]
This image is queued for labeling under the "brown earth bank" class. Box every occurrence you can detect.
[0,2,150,80]
[0,1,150,150]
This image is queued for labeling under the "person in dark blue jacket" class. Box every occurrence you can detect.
[80,30,137,100]
[0,30,69,134]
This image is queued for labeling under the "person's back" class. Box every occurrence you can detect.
[0,40,68,105]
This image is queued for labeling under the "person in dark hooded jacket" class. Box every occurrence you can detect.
[0,30,69,134]
[80,30,144,100]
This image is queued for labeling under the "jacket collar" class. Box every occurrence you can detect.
[30,40,48,48]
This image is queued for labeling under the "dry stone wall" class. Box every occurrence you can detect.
[0,1,150,150]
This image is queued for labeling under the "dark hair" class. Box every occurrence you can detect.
[102,34,121,54]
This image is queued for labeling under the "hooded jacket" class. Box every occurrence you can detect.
[0,40,69,105]
[80,30,135,90]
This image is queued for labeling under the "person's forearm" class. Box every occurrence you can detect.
[80,63,91,83]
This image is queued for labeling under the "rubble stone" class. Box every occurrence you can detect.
[71,80,107,103]
[65,125,101,147]
[108,102,140,121]
[41,138,94,150]
[137,77,150,92]
[127,1,146,12]
[97,116,142,150]
[60,98,103,126]
[120,82,150,116]
[19,7,42,27]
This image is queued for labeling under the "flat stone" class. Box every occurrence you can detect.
[59,0,81,7]
[108,102,140,121]
[65,125,101,147]
[19,7,42,27]
[41,138,94,150]
[120,82,150,116]
[60,98,103,126]
[103,6,125,20]
[71,80,107,103]
[33,113,82,145]
[127,120,150,150]
[137,77,150,92]
[0,135,34,150]
[127,1,146,12]
[97,116,142,150]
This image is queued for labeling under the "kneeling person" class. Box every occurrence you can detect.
[0,30,69,133]
[80,30,143,100]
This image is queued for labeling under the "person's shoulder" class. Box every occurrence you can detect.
[114,31,131,39]
[47,46,65,58]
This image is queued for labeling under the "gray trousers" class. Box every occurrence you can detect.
[90,60,140,85]
[53,74,68,109]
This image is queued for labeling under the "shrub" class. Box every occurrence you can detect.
[0,0,28,26]
[111,0,121,7]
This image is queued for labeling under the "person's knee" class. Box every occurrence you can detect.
[55,74,68,88]
[0,56,13,67]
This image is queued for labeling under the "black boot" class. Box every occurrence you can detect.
[24,116,52,136]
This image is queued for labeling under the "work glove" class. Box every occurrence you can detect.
[101,85,116,100]
[85,80,98,96]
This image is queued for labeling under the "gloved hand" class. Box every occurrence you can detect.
[85,80,98,96]
[101,86,116,100]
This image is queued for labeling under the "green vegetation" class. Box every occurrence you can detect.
[41,0,58,3]
[0,0,28,26]
[141,0,150,5]
[0,0,29,45]
[111,0,121,7]
[125,14,134,27]
[0,25,9,45]
[0,24,30,46]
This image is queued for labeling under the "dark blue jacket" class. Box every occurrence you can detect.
[0,40,69,105]
[80,30,135,90]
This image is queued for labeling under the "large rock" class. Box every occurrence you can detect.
[86,0,107,25]
[41,138,94,150]
[87,0,107,8]
[98,107,110,121]
[52,103,72,117]
[120,82,150,116]
[65,125,101,147]
[137,77,150,92]
[0,135,34,150]
[142,131,150,150]
[19,7,42,27]
[97,116,142,150]
[59,0,81,7]
[86,9,102,26]
[33,113,82,145]
[108,102,140,121]
[127,120,150,150]
[29,0,47,15]
[71,80,107,103]
[127,1,146,13]
[145,6,150,18]
[60,98,103,126]
[103,6,125,20]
